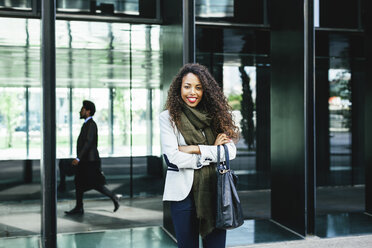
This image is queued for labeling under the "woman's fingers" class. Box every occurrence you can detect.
[217,134,226,141]
[213,133,233,145]
[214,133,231,145]
[216,139,229,145]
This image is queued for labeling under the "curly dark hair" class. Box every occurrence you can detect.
[165,63,239,140]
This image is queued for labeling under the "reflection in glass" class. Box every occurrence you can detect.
[316,213,372,238]
[151,89,161,155]
[28,88,41,159]
[56,88,70,157]
[0,88,26,159]
[113,88,131,156]
[0,17,163,204]
[326,213,350,237]
[0,0,31,10]
[222,64,264,190]
[57,0,139,15]
[223,65,256,151]
[0,17,161,160]
[132,89,150,156]
[328,69,352,183]
[196,0,233,18]
[314,0,319,27]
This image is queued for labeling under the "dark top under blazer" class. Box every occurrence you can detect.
[77,118,100,162]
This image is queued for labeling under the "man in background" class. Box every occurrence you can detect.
[65,100,120,215]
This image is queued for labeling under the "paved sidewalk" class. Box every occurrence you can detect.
[0,187,371,247]
[235,234,372,248]
[0,196,163,238]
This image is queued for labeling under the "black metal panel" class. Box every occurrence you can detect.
[315,57,330,186]
[161,0,184,102]
[195,27,223,84]
[23,160,33,183]
[320,0,359,29]
[129,24,133,198]
[69,87,73,155]
[365,1,372,214]
[305,1,315,234]
[314,31,330,187]
[183,0,195,64]
[26,86,30,156]
[139,0,157,18]
[109,87,114,154]
[351,54,365,186]
[41,0,57,247]
[234,0,264,24]
[269,0,314,236]
[255,60,270,182]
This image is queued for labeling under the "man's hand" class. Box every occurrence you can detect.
[72,159,79,166]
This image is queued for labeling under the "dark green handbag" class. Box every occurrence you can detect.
[216,144,244,229]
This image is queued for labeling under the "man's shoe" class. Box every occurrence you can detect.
[113,194,122,212]
[65,207,84,215]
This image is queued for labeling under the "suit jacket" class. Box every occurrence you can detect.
[159,110,236,202]
[77,118,100,162]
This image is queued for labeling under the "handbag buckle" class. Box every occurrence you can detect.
[219,169,230,174]
[218,162,229,174]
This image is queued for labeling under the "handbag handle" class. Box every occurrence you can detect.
[217,144,230,173]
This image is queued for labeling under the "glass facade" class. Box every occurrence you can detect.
[196,0,234,18]
[0,0,371,242]
[0,18,161,160]
[196,26,271,190]
[0,17,163,201]
[195,0,266,24]
[57,0,139,15]
[328,68,352,184]
[315,30,365,188]
[0,0,32,10]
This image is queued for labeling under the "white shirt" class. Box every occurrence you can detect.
[84,116,93,123]
[160,110,236,201]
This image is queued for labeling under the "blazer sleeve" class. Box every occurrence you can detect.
[198,142,237,166]
[78,122,96,160]
[159,111,201,170]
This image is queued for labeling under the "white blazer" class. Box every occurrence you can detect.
[159,110,236,201]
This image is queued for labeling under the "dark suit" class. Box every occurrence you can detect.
[77,118,100,162]
[75,118,105,191]
[74,118,116,209]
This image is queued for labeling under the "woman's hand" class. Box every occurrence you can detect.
[214,133,231,146]
[178,145,201,154]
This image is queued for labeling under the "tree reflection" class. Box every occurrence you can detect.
[0,90,23,148]
[239,66,255,150]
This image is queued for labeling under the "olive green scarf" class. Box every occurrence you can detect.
[178,104,217,237]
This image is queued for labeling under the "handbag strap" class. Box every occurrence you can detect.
[217,144,230,171]
[223,144,230,170]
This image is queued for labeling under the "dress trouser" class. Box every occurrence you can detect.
[170,193,226,248]
[76,185,116,208]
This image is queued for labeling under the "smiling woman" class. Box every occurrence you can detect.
[181,73,204,107]
[160,63,239,248]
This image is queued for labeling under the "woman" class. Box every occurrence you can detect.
[160,63,239,248]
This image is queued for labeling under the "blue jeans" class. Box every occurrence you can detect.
[170,193,226,248]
